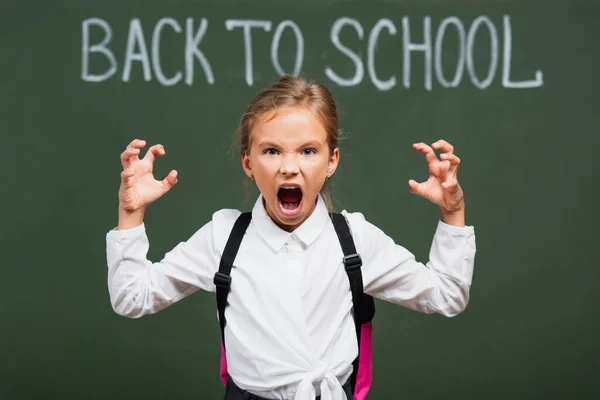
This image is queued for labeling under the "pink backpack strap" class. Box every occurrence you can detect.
[219,339,229,386]
[354,322,374,399]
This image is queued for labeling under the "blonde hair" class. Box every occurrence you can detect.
[237,75,341,212]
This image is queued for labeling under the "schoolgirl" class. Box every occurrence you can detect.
[106,75,476,400]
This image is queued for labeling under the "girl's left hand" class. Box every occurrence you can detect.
[408,140,465,212]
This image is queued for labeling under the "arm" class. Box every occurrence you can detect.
[355,139,475,316]
[106,216,222,318]
[107,138,222,318]
[345,212,475,317]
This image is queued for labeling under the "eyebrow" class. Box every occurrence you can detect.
[300,141,324,148]
[256,140,324,149]
[256,141,279,149]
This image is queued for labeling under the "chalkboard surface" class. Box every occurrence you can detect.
[1,0,599,399]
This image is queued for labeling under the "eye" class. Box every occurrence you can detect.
[264,148,279,155]
[302,148,317,156]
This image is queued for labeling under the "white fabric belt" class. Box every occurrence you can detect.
[294,363,347,400]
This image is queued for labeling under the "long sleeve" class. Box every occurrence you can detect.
[343,211,476,317]
[105,210,239,318]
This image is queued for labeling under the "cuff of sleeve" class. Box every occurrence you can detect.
[106,223,147,270]
[106,223,146,241]
[437,220,474,236]
[431,220,476,285]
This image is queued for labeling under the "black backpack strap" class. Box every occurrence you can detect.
[330,212,375,393]
[214,212,252,350]
[330,213,375,324]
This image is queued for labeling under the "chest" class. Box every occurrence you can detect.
[225,229,353,326]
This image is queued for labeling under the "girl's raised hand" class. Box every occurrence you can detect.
[118,139,178,212]
[408,140,465,212]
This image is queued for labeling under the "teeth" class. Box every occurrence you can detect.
[281,186,299,189]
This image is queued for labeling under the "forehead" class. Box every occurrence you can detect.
[250,106,327,146]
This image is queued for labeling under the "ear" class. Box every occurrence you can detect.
[326,147,340,177]
[241,152,253,178]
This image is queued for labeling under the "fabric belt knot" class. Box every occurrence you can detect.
[294,362,346,400]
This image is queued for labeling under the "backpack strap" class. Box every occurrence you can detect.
[215,211,374,395]
[330,212,375,394]
[214,212,252,349]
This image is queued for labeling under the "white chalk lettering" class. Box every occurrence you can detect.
[122,19,152,82]
[225,19,272,86]
[325,17,364,87]
[185,18,214,86]
[151,18,183,86]
[271,20,304,77]
[502,15,543,88]
[81,18,117,82]
[79,15,544,90]
[403,16,432,91]
[434,17,466,88]
[367,18,397,91]
[466,16,498,89]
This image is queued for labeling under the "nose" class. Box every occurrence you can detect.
[280,154,299,176]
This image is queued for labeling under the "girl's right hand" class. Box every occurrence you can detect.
[119,139,178,212]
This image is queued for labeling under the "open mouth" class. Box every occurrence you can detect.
[277,185,303,214]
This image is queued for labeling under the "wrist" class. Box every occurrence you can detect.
[440,203,465,227]
[117,206,146,230]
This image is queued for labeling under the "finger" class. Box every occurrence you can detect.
[126,138,146,150]
[408,179,427,197]
[431,139,454,154]
[121,139,146,168]
[120,169,135,187]
[408,179,419,194]
[441,177,459,190]
[121,165,135,178]
[161,170,178,191]
[121,147,141,169]
[429,160,452,184]
[439,153,461,176]
[412,142,439,164]
[439,153,460,165]
[438,160,452,180]
[143,144,166,164]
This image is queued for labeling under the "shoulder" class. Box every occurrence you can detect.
[338,210,366,237]
[211,208,243,224]
[338,209,369,246]
[340,209,366,225]
[338,209,391,255]
[209,208,245,253]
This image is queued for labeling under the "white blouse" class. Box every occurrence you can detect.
[106,194,476,400]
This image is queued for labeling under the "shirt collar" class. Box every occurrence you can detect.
[251,193,330,252]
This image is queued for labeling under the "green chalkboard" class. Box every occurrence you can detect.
[1,0,599,399]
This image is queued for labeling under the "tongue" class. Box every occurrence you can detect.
[279,188,302,207]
